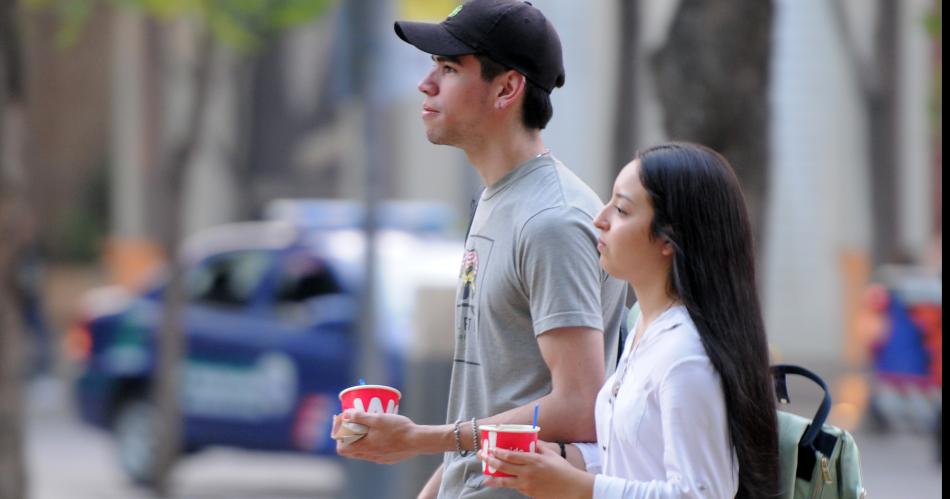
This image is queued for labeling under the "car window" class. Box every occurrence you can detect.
[274,252,343,304]
[187,251,272,307]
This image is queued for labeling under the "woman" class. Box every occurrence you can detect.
[480,143,779,498]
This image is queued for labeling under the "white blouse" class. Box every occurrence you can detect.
[575,305,739,498]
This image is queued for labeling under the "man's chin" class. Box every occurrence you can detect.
[425,130,449,146]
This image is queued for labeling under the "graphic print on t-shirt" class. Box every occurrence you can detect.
[455,236,492,362]
[460,249,478,303]
[457,248,479,346]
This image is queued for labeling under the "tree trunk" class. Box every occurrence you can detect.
[611,0,639,177]
[830,0,902,265]
[149,27,214,497]
[867,0,900,264]
[651,0,774,246]
[0,186,27,499]
[0,0,27,497]
[0,237,25,499]
[230,56,257,221]
[930,2,942,237]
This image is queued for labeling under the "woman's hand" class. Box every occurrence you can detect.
[478,441,595,499]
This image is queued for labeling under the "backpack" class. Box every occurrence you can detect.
[772,364,867,499]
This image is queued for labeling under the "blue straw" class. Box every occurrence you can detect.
[532,404,539,429]
[359,378,366,386]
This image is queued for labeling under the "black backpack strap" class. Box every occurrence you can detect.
[771,364,833,451]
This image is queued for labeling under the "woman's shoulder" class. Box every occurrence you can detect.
[645,307,712,374]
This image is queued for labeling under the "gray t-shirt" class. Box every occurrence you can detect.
[439,154,627,498]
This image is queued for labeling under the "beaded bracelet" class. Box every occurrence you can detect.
[471,417,480,453]
[453,420,469,456]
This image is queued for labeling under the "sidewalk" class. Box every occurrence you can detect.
[25,377,343,499]
[851,428,941,498]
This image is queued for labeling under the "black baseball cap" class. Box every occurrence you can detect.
[394,0,565,93]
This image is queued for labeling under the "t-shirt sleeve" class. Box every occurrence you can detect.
[518,207,605,336]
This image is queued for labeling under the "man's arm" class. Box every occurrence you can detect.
[481,326,603,443]
[337,325,604,461]
[417,464,443,499]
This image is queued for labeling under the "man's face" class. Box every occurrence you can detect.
[417,54,495,147]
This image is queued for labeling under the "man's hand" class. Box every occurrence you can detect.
[334,410,421,464]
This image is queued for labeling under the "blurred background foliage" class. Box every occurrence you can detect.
[26,0,338,49]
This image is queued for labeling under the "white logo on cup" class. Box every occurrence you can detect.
[351,396,397,414]
[481,428,536,474]
[484,431,499,474]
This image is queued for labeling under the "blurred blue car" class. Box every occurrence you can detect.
[69,201,462,484]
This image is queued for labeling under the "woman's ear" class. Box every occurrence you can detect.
[661,236,675,257]
[495,70,526,111]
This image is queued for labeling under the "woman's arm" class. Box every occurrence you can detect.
[538,441,594,471]
[571,442,602,473]
[565,443,591,471]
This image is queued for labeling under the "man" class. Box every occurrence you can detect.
[335,1,627,497]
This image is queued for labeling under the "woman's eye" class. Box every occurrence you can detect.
[615,206,627,215]
[442,65,456,74]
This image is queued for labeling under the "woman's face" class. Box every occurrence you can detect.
[593,160,673,284]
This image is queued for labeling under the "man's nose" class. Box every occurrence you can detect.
[418,71,437,95]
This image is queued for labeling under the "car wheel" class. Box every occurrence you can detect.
[114,398,161,485]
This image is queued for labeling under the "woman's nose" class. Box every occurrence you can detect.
[593,208,609,231]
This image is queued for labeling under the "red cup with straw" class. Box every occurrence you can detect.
[480,405,540,477]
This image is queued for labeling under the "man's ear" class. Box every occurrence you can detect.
[495,70,526,111]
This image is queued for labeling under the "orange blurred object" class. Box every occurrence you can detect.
[910,304,943,387]
[104,237,164,290]
[64,321,92,362]
[865,283,891,313]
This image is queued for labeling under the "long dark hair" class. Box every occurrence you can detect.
[636,143,779,498]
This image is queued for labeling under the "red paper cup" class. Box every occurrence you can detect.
[338,385,401,414]
[480,424,540,477]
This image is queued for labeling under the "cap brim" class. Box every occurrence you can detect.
[394,21,476,56]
